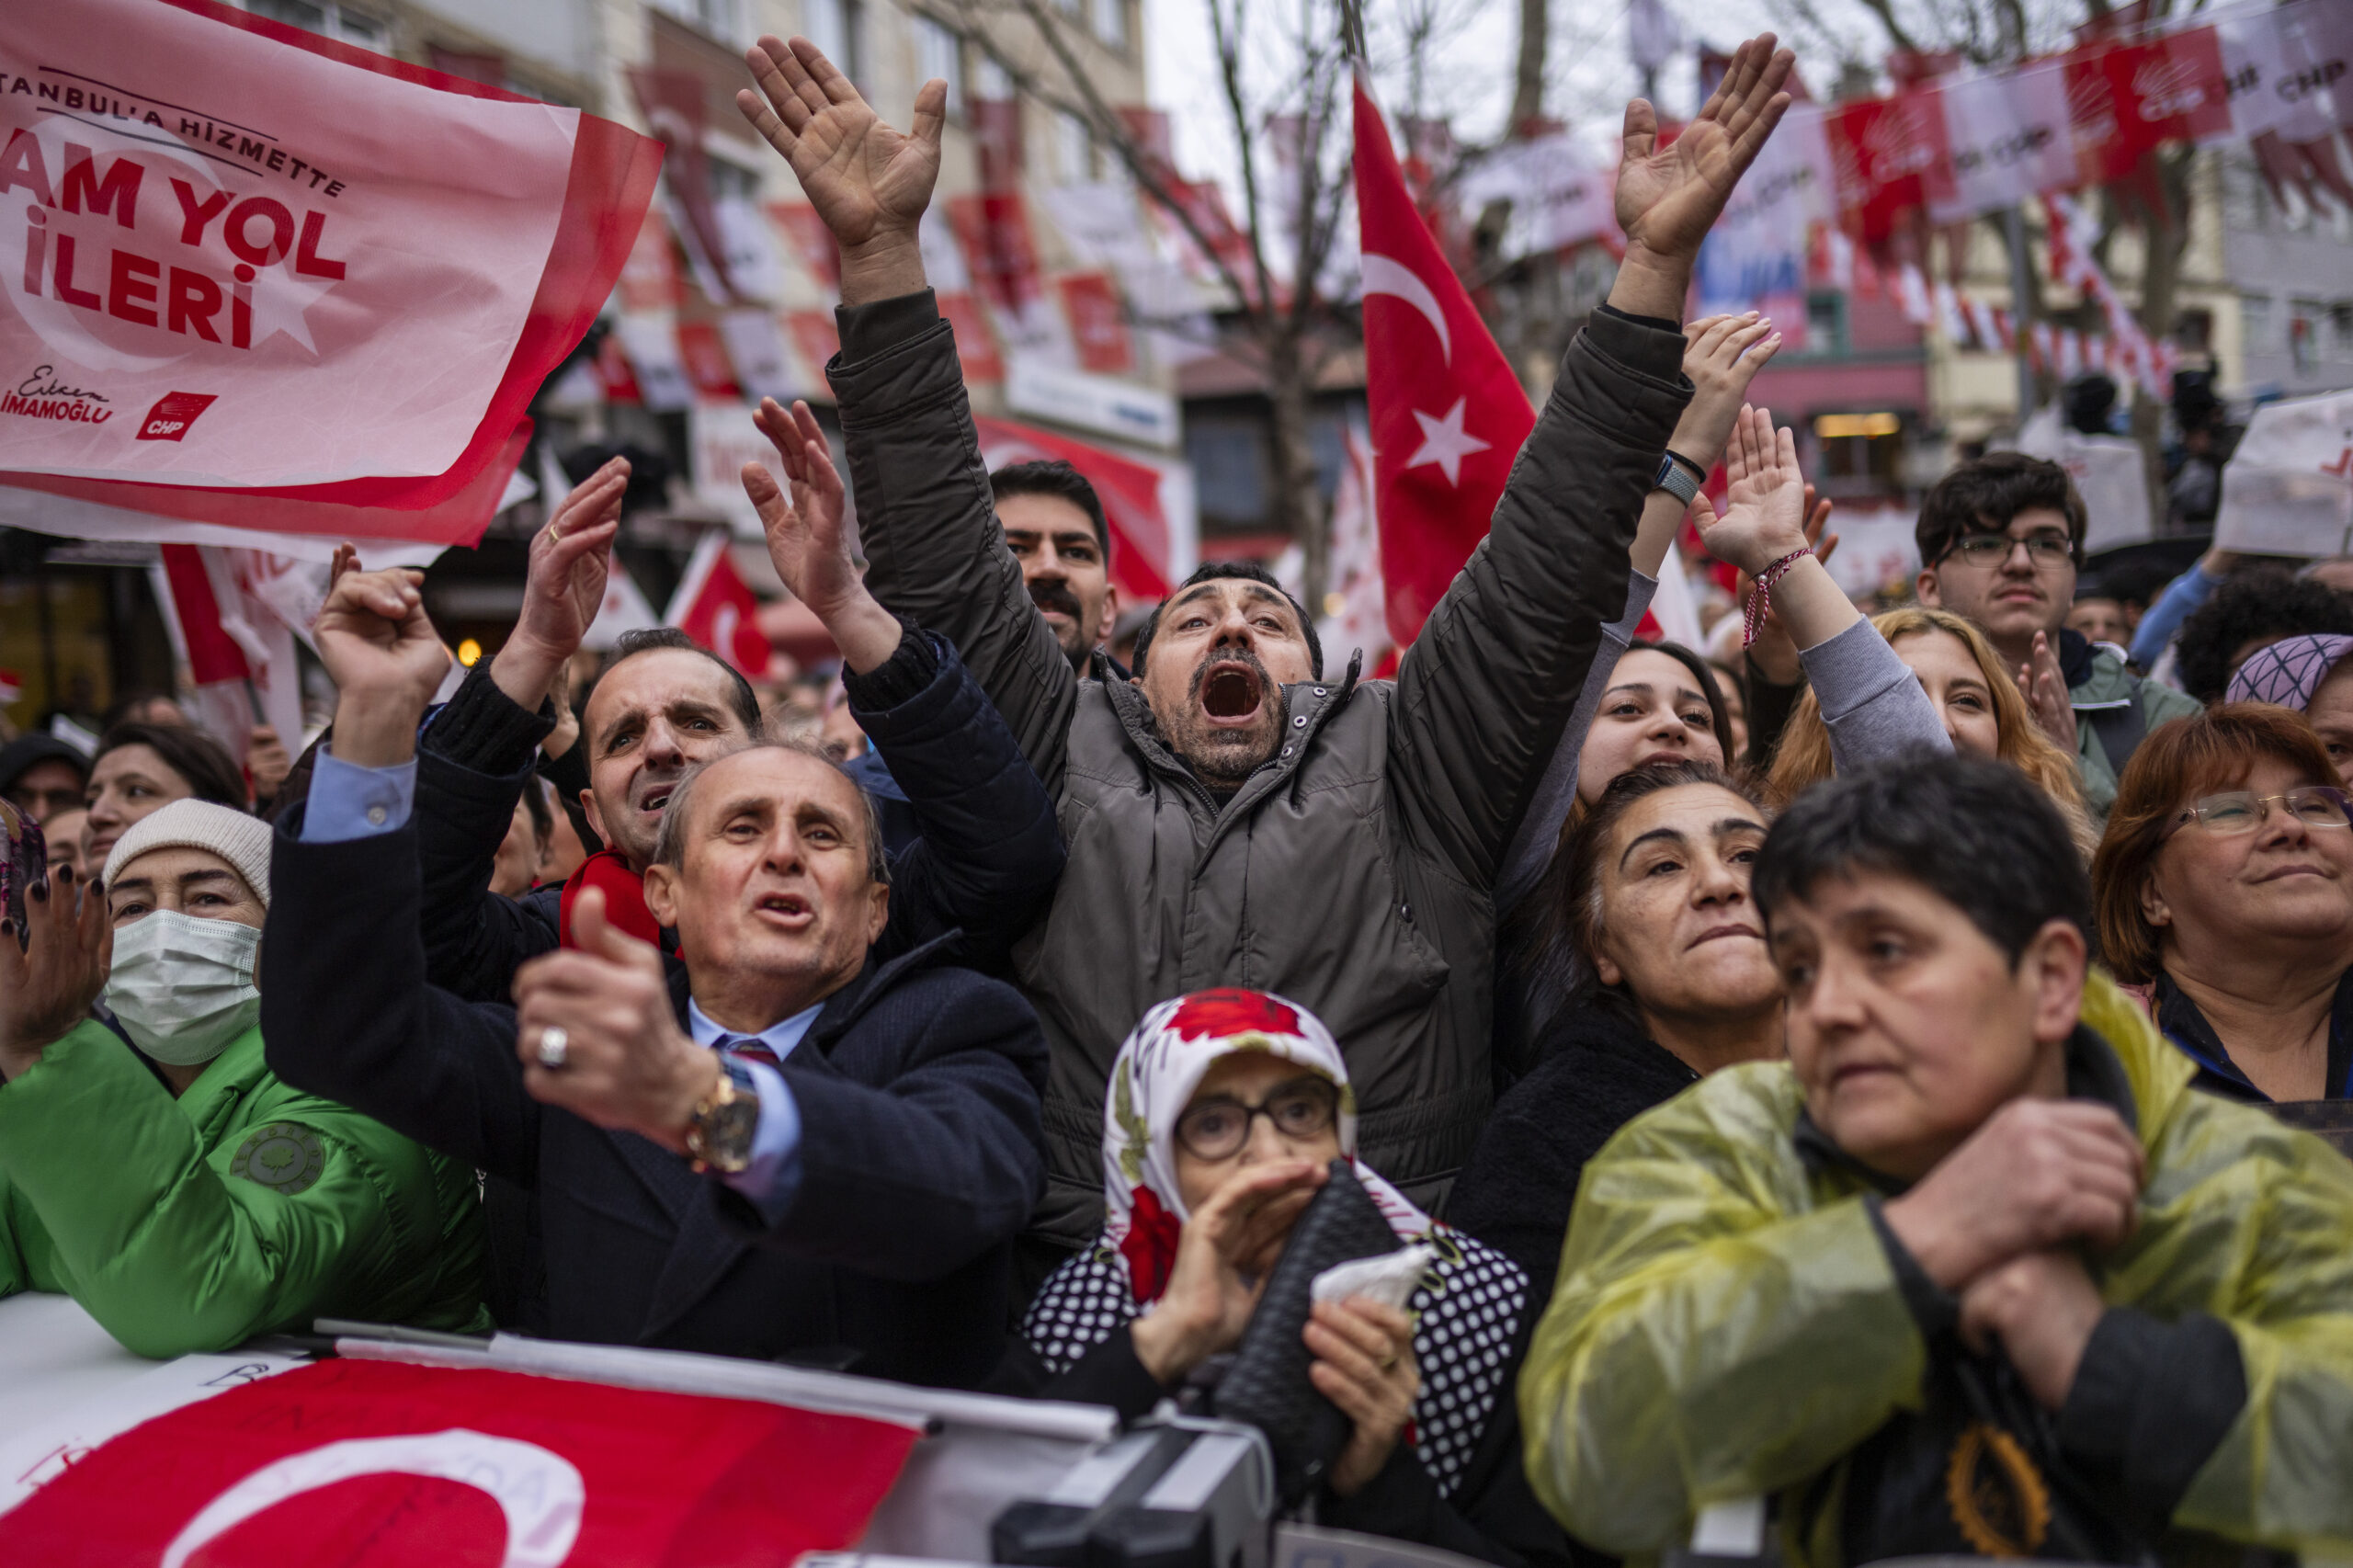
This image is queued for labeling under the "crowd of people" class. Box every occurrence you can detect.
[1,28,2349,1568]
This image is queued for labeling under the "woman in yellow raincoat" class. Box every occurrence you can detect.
[1521,754,2353,1566]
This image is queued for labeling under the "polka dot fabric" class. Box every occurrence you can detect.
[1024,1223,1529,1498]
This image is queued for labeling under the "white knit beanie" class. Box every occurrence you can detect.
[103,799,272,908]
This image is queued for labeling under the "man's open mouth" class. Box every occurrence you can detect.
[755,892,813,925]
[637,783,676,817]
[1201,664,1263,722]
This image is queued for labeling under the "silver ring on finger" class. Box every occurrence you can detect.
[536,1025,570,1070]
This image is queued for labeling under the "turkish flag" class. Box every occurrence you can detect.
[1353,75,1534,653]
[0,1358,917,1567]
[667,530,775,677]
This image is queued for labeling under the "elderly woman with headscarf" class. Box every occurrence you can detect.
[0,800,486,1357]
[1004,990,1572,1568]
[2230,632,2353,785]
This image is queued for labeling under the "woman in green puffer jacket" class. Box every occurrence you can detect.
[0,799,485,1358]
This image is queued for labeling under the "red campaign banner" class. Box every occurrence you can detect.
[975,414,1173,601]
[2064,29,2234,184]
[1826,93,1947,243]
[764,200,843,290]
[938,290,1004,382]
[1057,272,1134,374]
[970,99,1025,195]
[785,309,840,392]
[0,1358,918,1567]
[946,192,1044,318]
[0,0,658,545]
[674,318,742,400]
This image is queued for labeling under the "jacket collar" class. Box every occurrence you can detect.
[1102,652,1365,854]
[175,1023,272,1142]
[658,930,968,1055]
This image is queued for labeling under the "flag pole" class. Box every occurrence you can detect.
[1338,0,1366,67]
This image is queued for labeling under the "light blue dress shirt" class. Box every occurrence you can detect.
[299,744,808,1214]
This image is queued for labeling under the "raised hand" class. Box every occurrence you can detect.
[748,396,904,674]
[1128,1157,1328,1384]
[514,885,718,1150]
[0,863,111,1079]
[2018,631,2079,755]
[1615,33,1795,261]
[313,561,449,767]
[246,724,293,805]
[736,35,943,297]
[493,457,628,710]
[1690,403,1808,577]
[1669,312,1780,475]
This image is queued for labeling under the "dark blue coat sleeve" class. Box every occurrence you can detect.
[412,665,564,1003]
[262,810,543,1187]
[846,628,1064,969]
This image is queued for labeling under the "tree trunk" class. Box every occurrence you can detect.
[2125,152,2192,535]
[1265,328,1330,612]
[1510,0,1547,131]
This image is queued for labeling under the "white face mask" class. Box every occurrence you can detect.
[104,910,262,1067]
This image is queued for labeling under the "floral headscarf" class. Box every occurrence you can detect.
[2227,633,2353,713]
[1099,989,1429,1300]
[1025,989,1529,1497]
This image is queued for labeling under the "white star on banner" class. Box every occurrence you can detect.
[247,262,336,356]
[1404,397,1491,485]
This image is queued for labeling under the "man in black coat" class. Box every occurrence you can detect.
[265,442,1051,1387]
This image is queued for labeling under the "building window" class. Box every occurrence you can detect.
[1093,0,1129,50]
[2332,302,2353,357]
[648,0,744,42]
[1804,290,1847,357]
[2173,308,2213,354]
[1810,411,1906,496]
[1055,110,1093,182]
[804,0,864,85]
[245,0,384,47]
[915,17,964,119]
[2241,294,2274,355]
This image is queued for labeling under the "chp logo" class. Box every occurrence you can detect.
[137,391,218,442]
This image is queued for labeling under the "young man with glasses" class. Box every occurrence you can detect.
[1915,453,2199,819]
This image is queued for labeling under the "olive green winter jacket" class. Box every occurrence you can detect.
[0,1020,486,1358]
[1520,973,2353,1564]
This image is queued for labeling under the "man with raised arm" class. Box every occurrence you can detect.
[736,34,1793,1254]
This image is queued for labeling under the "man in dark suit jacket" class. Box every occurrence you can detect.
[265,439,1051,1387]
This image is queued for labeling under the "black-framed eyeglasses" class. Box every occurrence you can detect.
[2165,786,2353,840]
[1940,531,2074,570]
[1175,1075,1341,1160]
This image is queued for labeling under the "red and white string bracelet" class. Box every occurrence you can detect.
[1743,546,1813,647]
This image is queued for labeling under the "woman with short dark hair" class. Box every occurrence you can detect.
[2093,704,2353,1102]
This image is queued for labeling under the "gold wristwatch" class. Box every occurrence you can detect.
[685,1058,760,1175]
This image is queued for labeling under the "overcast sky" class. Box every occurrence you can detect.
[1142,0,1886,196]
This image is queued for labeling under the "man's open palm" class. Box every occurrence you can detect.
[737,35,943,250]
[1616,33,1794,258]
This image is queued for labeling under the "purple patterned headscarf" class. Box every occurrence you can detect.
[2227,634,2353,713]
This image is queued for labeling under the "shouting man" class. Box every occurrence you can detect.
[736,30,1797,1252]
